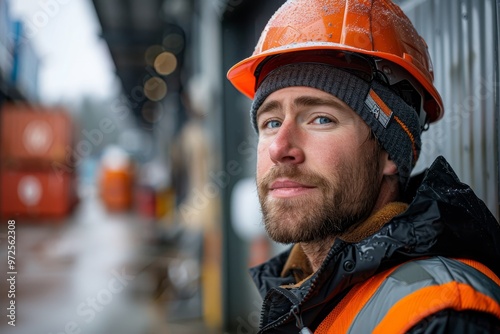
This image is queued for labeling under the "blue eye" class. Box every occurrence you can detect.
[313,116,332,124]
[266,120,281,129]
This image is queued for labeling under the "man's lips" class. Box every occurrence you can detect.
[269,179,315,197]
[270,179,314,189]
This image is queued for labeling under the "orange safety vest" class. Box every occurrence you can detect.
[315,257,500,334]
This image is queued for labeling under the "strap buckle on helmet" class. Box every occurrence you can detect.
[374,58,428,130]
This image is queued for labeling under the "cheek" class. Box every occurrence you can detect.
[256,142,271,175]
[307,136,350,166]
[306,136,367,177]
[309,151,342,177]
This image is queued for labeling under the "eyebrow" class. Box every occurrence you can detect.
[293,95,348,111]
[256,100,282,120]
[256,94,349,120]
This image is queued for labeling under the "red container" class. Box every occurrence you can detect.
[0,168,78,218]
[1,103,73,168]
[135,185,156,218]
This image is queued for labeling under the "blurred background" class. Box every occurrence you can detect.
[0,0,498,333]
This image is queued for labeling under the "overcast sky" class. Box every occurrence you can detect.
[9,0,118,104]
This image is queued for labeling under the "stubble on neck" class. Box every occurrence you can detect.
[299,236,336,272]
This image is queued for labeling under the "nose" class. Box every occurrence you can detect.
[268,122,305,165]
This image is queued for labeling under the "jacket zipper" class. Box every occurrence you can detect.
[259,287,299,332]
[260,287,313,333]
[260,242,349,333]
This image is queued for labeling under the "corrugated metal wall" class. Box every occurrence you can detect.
[401,0,499,219]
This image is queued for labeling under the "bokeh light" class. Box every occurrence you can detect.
[143,77,167,101]
[141,100,164,123]
[154,52,177,75]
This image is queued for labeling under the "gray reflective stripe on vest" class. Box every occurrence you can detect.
[346,256,500,333]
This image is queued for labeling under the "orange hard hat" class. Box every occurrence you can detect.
[227,0,443,123]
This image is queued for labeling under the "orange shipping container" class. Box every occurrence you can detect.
[100,166,134,211]
[0,169,78,218]
[1,103,73,168]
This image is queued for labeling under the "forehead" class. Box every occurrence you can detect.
[265,86,341,100]
[257,86,356,116]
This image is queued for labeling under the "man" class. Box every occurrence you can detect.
[227,0,500,333]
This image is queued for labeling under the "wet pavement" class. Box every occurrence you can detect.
[0,186,212,334]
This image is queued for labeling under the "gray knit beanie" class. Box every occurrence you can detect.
[250,63,422,188]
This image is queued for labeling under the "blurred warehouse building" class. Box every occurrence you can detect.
[0,0,499,333]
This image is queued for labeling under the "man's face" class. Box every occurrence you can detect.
[256,86,386,244]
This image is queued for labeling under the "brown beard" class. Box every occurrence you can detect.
[257,146,382,244]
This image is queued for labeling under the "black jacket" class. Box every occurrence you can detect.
[250,156,500,333]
